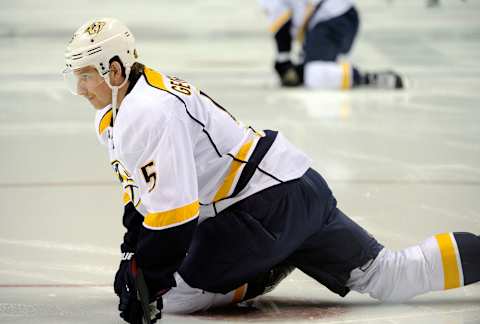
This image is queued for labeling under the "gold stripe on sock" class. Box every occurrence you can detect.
[232,284,247,303]
[435,233,461,289]
[341,62,351,90]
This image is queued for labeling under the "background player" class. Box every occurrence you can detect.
[63,18,479,323]
[258,0,404,89]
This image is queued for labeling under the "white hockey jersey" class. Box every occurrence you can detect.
[95,65,311,231]
[258,0,354,37]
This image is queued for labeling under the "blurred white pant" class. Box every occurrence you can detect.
[304,61,352,89]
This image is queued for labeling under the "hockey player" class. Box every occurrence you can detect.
[258,0,405,89]
[63,18,478,323]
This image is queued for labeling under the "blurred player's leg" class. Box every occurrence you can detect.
[304,61,351,89]
[305,64,405,90]
[354,70,405,89]
[347,232,480,302]
[304,7,404,90]
[303,7,359,90]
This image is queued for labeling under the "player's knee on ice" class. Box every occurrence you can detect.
[162,264,296,314]
[304,61,351,89]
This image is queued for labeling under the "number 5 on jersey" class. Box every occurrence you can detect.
[140,161,157,192]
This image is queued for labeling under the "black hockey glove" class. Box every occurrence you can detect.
[274,61,304,87]
[114,252,135,297]
[116,256,163,324]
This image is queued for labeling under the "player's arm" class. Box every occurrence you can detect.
[258,0,293,56]
[121,98,199,294]
[113,201,143,297]
[273,20,304,87]
[258,0,303,86]
[120,201,143,255]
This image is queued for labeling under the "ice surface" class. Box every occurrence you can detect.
[0,0,479,323]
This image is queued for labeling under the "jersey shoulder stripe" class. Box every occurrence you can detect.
[142,66,220,151]
[142,67,201,124]
[143,67,169,92]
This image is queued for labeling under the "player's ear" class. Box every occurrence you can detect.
[109,61,124,86]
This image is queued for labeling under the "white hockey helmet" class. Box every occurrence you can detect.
[63,18,137,94]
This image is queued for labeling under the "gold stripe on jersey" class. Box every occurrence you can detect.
[435,233,461,289]
[296,2,315,42]
[123,186,141,208]
[143,67,169,92]
[213,139,254,202]
[232,284,247,303]
[341,62,351,90]
[122,191,130,205]
[269,10,292,34]
[98,109,112,135]
[144,200,199,229]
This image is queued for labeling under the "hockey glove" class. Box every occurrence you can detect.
[114,252,135,297]
[274,61,304,87]
[117,256,163,324]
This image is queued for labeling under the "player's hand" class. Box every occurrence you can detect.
[274,61,303,87]
[116,257,163,323]
[114,251,134,297]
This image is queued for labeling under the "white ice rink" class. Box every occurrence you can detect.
[0,0,479,323]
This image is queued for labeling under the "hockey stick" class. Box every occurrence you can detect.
[135,267,153,324]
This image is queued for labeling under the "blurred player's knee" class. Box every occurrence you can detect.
[347,233,480,303]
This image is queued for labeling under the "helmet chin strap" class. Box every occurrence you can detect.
[106,66,131,125]
[111,85,119,122]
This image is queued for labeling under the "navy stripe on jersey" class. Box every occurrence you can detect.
[200,90,237,122]
[203,129,222,157]
[213,130,283,205]
[232,130,282,197]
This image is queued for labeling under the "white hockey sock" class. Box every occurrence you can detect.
[347,233,471,302]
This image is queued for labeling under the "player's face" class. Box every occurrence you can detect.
[73,66,112,109]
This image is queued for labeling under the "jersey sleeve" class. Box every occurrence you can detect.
[94,104,113,146]
[258,0,292,34]
[259,0,315,51]
[119,96,199,229]
[117,96,199,291]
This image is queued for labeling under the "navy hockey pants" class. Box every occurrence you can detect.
[304,7,360,63]
[178,168,383,297]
